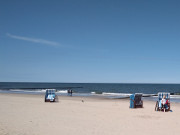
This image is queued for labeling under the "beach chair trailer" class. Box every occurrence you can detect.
[130,93,143,108]
[155,92,170,112]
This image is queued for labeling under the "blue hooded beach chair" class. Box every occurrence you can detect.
[45,89,58,102]
[155,92,170,111]
[130,93,143,108]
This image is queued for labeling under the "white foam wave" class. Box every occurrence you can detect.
[170,95,180,98]
[40,89,47,92]
[9,89,24,92]
[102,92,131,96]
[57,90,68,93]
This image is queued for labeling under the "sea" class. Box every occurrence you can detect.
[0,82,180,102]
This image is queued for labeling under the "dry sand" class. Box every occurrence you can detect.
[0,93,180,135]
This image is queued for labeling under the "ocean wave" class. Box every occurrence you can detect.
[170,95,180,98]
[102,92,131,96]
[91,92,132,96]
[9,89,24,92]
[57,90,68,93]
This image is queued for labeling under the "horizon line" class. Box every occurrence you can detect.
[0,81,180,85]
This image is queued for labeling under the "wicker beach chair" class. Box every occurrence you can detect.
[155,92,170,112]
[130,93,143,108]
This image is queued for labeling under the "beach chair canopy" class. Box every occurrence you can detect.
[46,89,56,94]
[158,92,170,101]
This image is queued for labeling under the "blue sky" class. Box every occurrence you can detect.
[0,0,180,83]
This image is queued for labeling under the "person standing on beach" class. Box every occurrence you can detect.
[68,89,73,96]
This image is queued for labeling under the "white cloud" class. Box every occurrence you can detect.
[6,33,59,46]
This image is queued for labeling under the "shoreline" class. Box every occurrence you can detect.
[1,92,180,103]
[1,90,180,103]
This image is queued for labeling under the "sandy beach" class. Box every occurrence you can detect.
[0,93,180,135]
